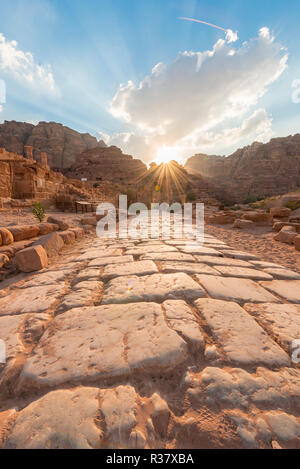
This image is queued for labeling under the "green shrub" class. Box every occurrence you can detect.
[186,192,196,202]
[284,200,300,211]
[93,182,99,188]
[32,202,46,223]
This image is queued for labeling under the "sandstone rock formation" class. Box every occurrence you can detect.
[65,146,147,184]
[0,120,106,170]
[185,135,300,204]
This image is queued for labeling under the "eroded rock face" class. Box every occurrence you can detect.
[185,134,300,203]
[0,120,106,170]
[65,146,147,183]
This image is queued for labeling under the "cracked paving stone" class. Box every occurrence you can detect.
[180,246,223,256]
[59,282,103,310]
[195,275,280,304]
[89,255,134,267]
[160,262,219,275]
[262,268,300,280]
[260,280,300,304]
[194,256,255,268]
[72,268,101,284]
[102,260,158,281]
[141,252,195,262]
[4,387,101,449]
[102,273,206,304]
[126,246,178,255]
[219,250,259,261]
[213,266,273,281]
[194,299,290,366]
[13,270,70,289]
[249,261,286,270]
[75,247,122,261]
[18,302,189,389]
[244,302,300,354]
[163,300,205,352]
[0,285,65,316]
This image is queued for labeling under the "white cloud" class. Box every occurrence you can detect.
[105,27,287,162]
[0,32,59,97]
[225,29,238,43]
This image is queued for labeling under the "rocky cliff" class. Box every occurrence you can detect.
[64,146,147,184]
[185,135,300,203]
[0,120,106,169]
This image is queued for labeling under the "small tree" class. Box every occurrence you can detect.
[33,202,46,223]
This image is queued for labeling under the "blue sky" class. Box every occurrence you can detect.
[0,0,300,162]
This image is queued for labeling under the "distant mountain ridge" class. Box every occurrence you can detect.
[185,135,300,203]
[0,120,107,170]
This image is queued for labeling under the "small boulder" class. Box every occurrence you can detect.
[9,225,40,242]
[58,230,76,245]
[15,246,48,273]
[233,219,255,229]
[38,223,59,235]
[0,253,9,268]
[294,235,300,252]
[70,227,84,239]
[80,217,97,226]
[32,232,64,258]
[0,228,14,245]
[47,216,69,231]
[270,207,292,218]
[274,226,298,245]
[243,211,272,224]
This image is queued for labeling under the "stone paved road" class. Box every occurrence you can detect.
[0,232,299,449]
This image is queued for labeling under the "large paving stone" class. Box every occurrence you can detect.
[263,268,300,280]
[76,247,122,261]
[0,285,65,316]
[262,411,300,443]
[160,262,219,276]
[180,246,223,256]
[4,387,101,449]
[195,366,300,411]
[220,250,258,261]
[244,303,300,354]
[102,273,206,304]
[213,266,273,281]
[194,256,254,268]
[260,280,300,304]
[126,246,178,255]
[163,300,205,352]
[194,299,290,366]
[141,252,195,262]
[249,261,286,270]
[102,260,158,281]
[0,314,27,364]
[59,282,103,311]
[196,275,280,304]
[14,270,70,288]
[72,268,101,284]
[18,303,189,389]
[89,255,134,267]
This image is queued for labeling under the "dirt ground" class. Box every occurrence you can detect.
[0,209,91,229]
[206,223,300,273]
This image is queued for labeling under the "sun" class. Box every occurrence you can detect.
[155,145,181,165]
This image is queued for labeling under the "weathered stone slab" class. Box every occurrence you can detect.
[59,282,103,311]
[195,256,254,268]
[126,245,178,255]
[163,300,205,352]
[194,299,289,366]
[102,273,206,304]
[220,250,258,261]
[263,268,300,280]
[260,280,300,304]
[195,275,280,304]
[18,303,188,388]
[214,266,273,281]
[15,246,48,273]
[76,247,122,261]
[249,260,286,269]
[0,314,27,363]
[89,255,133,267]
[102,260,158,280]
[181,246,223,256]
[244,302,300,354]
[262,411,300,443]
[72,268,101,284]
[197,366,300,410]
[160,262,219,276]
[141,252,195,262]
[4,387,101,449]
[15,270,69,288]
[0,285,65,316]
